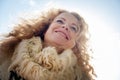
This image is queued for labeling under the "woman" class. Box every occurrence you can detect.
[0,8,96,80]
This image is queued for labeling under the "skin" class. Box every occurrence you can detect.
[44,12,80,52]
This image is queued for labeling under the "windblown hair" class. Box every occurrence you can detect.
[0,8,96,80]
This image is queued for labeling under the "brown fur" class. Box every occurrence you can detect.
[0,37,82,80]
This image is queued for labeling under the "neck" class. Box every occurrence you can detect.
[43,42,64,54]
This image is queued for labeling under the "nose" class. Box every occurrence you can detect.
[62,24,69,31]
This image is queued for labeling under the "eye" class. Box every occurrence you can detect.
[56,20,64,24]
[70,26,78,32]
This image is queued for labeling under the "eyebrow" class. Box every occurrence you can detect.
[72,23,77,26]
[60,17,66,21]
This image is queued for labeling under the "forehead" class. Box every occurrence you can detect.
[55,12,78,23]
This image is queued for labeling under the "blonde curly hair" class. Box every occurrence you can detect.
[0,8,96,80]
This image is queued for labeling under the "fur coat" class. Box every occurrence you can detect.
[0,37,82,80]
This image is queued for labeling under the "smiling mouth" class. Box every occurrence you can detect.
[55,31,70,40]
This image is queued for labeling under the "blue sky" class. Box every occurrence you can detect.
[0,0,120,33]
[0,0,120,80]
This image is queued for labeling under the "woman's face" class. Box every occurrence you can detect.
[44,12,80,49]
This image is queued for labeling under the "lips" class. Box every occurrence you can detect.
[55,29,70,40]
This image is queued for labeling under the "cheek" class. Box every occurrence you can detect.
[46,24,57,33]
[45,24,55,35]
[44,24,57,42]
[44,27,52,41]
[71,32,77,40]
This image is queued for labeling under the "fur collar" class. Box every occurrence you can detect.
[5,37,82,80]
